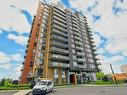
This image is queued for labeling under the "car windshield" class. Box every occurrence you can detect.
[39,81,47,85]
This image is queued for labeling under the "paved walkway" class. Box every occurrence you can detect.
[13,90,31,95]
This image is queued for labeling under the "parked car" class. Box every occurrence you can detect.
[32,79,53,95]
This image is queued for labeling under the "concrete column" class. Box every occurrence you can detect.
[47,68,54,81]
[65,69,70,84]
[74,74,77,84]
[58,69,62,84]
[80,72,83,84]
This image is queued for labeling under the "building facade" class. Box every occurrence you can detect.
[120,64,127,73]
[20,1,100,84]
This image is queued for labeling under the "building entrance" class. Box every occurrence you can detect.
[70,74,76,84]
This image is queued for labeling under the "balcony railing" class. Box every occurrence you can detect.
[53,11,66,21]
[53,7,66,17]
[77,52,85,56]
[51,54,69,60]
[51,34,68,42]
[52,29,67,37]
[51,47,68,54]
[73,28,80,33]
[78,65,86,69]
[51,41,68,48]
[75,36,82,41]
[52,19,67,28]
[77,58,86,62]
[53,15,66,24]
[75,41,83,46]
[49,62,70,68]
[74,31,81,36]
[75,46,84,50]
[52,24,67,33]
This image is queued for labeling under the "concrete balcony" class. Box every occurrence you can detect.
[73,27,80,32]
[52,24,67,33]
[77,52,85,56]
[53,11,66,21]
[53,7,66,17]
[77,58,86,62]
[52,29,67,37]
[51,47,69,54]
[75,46,83,51]
[49,62,70,68]
[75,41,83,46]
[50,54,69,60]
[51,41,68,48]
[52,19,67,28]
[74,36,82,41]
[53,15,66,24]
[78,65,86,69]
[51,34,68,42]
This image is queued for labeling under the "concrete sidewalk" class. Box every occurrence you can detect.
[13,90,32,95]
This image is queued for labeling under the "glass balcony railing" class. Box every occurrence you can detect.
[51,54,69,60]
[53,11,66,21]
[51,41,68,48]
[52,24,67,33]
[49,62,70,68]
[75,41,83,46]
[51,47,69,54]
[73,28,80,33]
[75,36,82,41]
[74,32,81,37]
[78,65,86,68]
[75,46,84,50]
[77,58,86,62]
[51,34,68,42]
[53,7,66,17]
[52,29,67,37]
[73,23,79,29]
[52,19,67,28]
[77,52,85,56]
[53,16,66,24]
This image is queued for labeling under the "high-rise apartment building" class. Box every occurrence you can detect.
[20,1,100,84]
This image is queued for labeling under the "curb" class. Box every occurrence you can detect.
[54,84,126,88]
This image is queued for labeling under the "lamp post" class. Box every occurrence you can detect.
[110,64,118,85]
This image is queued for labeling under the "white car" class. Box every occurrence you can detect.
[32,80,54,95]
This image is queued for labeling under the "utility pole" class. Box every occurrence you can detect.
[110,64,118,85]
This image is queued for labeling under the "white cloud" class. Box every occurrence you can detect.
[0,0,32,34]
[96,48,106,54]
[0,52,11,64]
[0,51,23,69]
[7,33,28,46]
[11,53,24,62]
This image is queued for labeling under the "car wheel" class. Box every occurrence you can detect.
[44,89,47,95]
[51,87,54,92]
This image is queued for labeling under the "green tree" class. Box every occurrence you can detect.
[0,78,5,86]
[96,72,105,80]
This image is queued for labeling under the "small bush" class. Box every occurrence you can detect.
[0,84,31,90]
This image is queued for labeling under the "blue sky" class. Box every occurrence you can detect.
[0,0,127,80]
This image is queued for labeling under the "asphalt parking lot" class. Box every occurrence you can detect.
[28,86,127,95]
